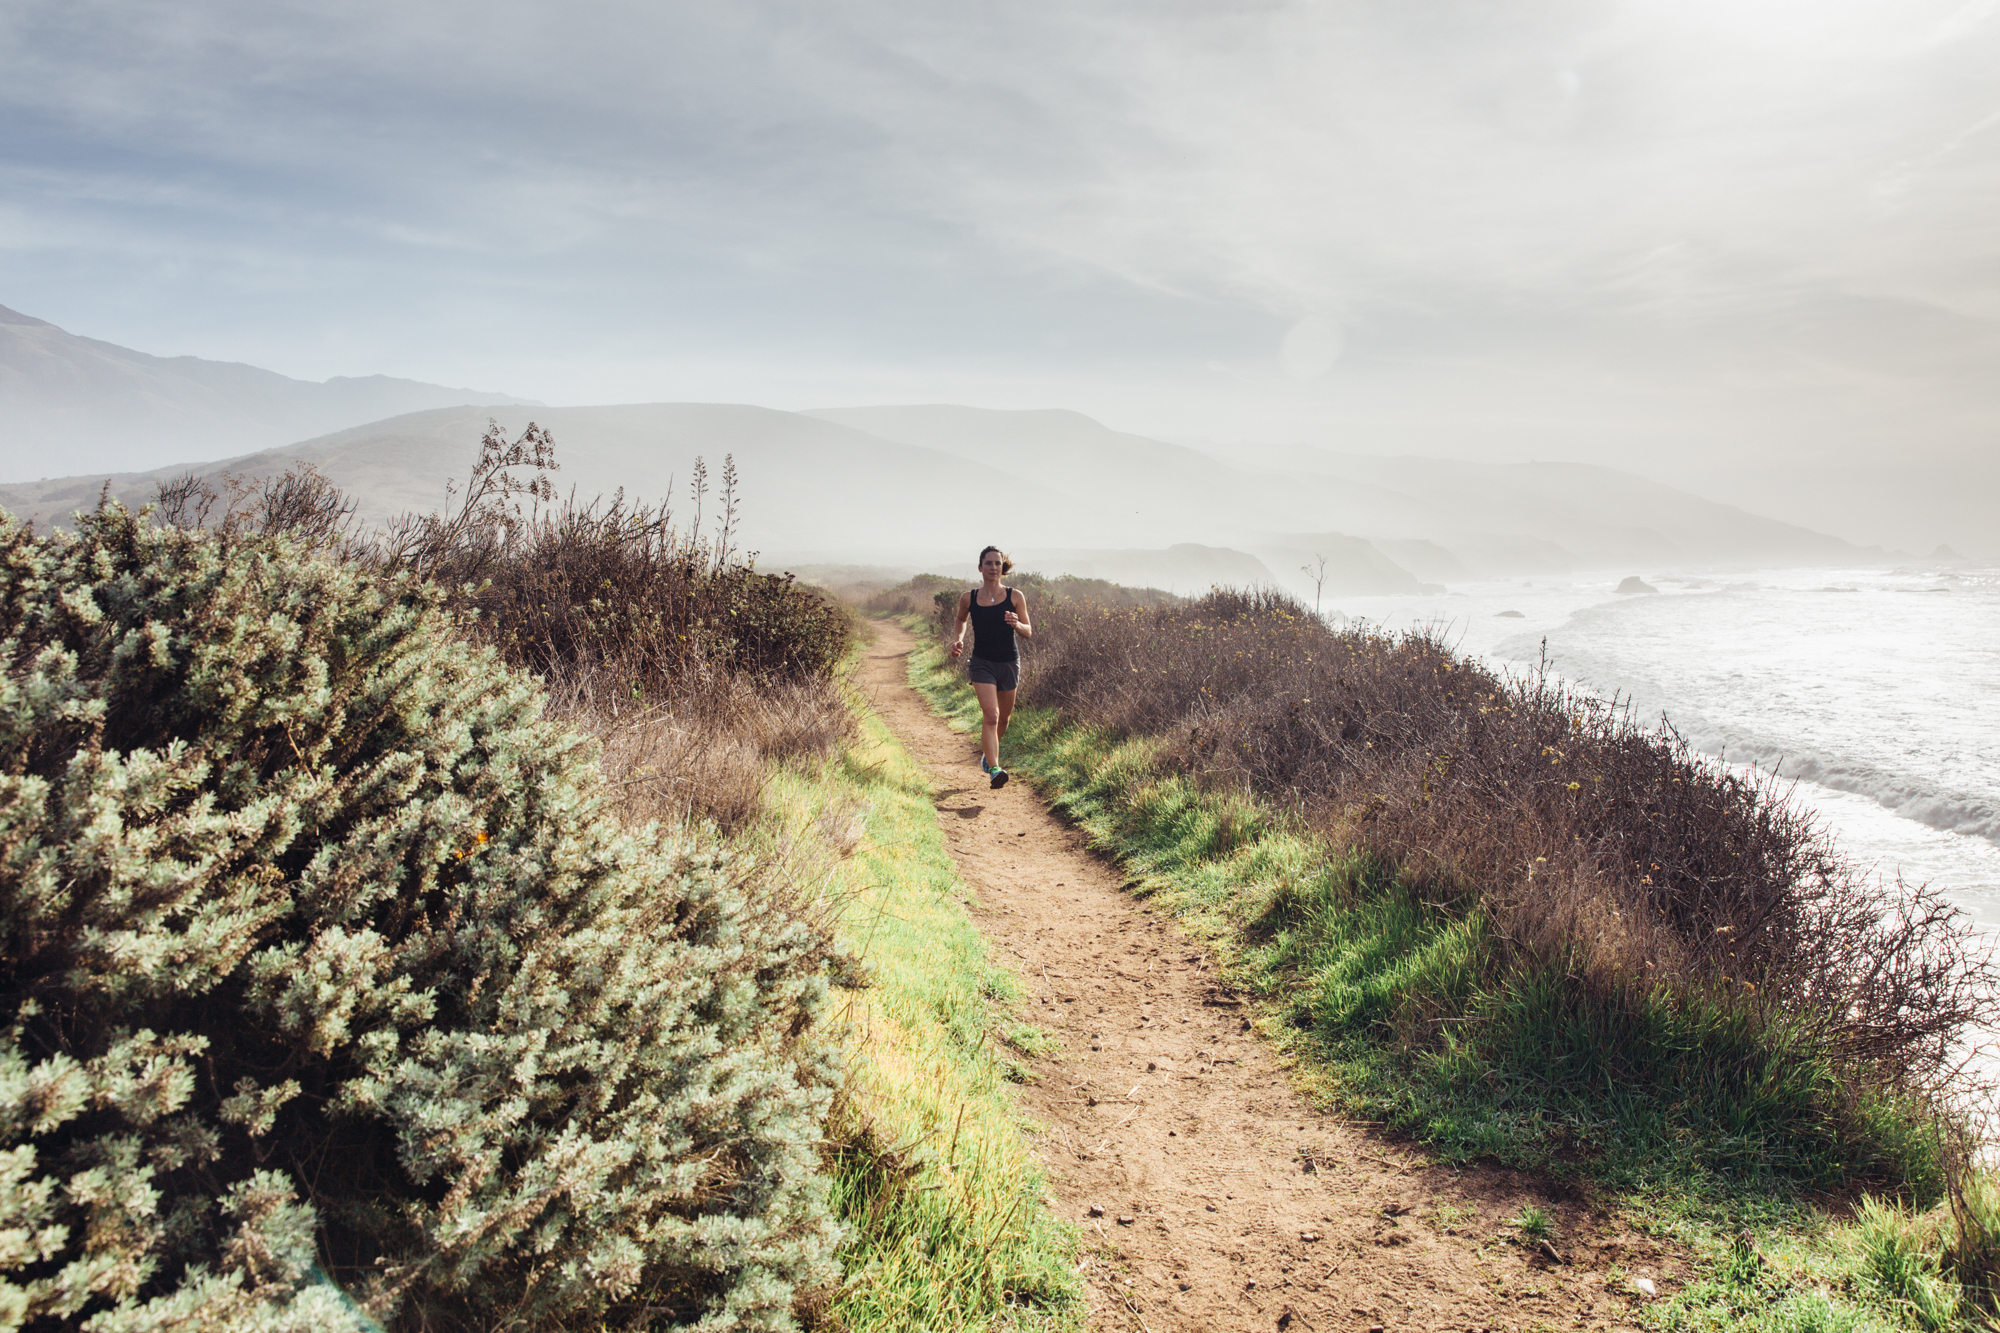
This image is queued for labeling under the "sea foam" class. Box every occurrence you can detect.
[1334,562,2000,938]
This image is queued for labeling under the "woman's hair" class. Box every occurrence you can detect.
[978,545,1013,575]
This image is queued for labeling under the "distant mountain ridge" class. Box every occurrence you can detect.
[0,403,1098,564]
[806,404,1869,577]
[0,302,535,475]
[0,398,1877,600]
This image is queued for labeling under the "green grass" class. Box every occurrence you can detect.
[1514,1203,1554,1241]
[900,621,2000,1333]
[758,644,1082,1331]
[1644,1196,2000,1333]
[906,629,1937,1198]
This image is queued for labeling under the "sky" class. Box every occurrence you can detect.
[5,0,1999,492]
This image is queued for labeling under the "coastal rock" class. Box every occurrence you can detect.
[1615,576,1659,595]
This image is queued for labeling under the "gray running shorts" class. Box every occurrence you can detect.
[966,656,1019,691]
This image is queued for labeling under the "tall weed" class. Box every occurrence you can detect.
[155,425,855,832]
[867,569,1180,617]
[1009,589,1993,1099]
[920,589,1996,1191]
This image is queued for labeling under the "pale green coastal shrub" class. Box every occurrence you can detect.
[0,504,840,1331]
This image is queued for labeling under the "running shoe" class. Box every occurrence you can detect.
[989,767,1009,790]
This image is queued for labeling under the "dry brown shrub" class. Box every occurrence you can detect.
[1013,586,1997,1093]
[883,569,1181,620]
[155,427,855,836]
[153,462,363,552]
[546,651,853,835]
[864,573,965,616]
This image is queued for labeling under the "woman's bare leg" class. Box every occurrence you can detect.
[996,689,1016,748]
[974,681,1002,768]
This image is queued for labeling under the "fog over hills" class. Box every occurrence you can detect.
[1680,458,2000,566]
[0,303,534,474]
[1222,443,1868,573]
[0,404,1098,566]
[0,308,1900,589]
[0,397,1875,597]
[806,404,1868,582]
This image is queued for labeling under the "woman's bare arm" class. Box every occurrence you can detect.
[1004,590,1032,639]
[949,590,972,657]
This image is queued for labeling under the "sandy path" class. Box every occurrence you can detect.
[860,622,1680,1333]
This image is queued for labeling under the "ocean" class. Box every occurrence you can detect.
[1327,562,2000,946]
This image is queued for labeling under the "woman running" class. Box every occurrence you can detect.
[949,545,1033,789]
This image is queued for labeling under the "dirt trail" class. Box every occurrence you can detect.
[860,622,1681,1333]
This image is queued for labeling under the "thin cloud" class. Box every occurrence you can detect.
[0,0,1994,478]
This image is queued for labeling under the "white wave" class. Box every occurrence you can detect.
[1491,586,2000,847]
[1682,729,2000,845]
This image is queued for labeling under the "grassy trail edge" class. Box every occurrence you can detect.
[899,623,1997,1333]
[761,635,1083,1331]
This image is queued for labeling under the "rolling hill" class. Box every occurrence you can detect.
[0,302,533,474]
[806,404,1871,577]
[0,396,1876,596]
[0,403,1104,567]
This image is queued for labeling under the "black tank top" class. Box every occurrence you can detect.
[968,587,1018,662]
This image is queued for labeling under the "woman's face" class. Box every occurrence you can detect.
[979,552,1005,578]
